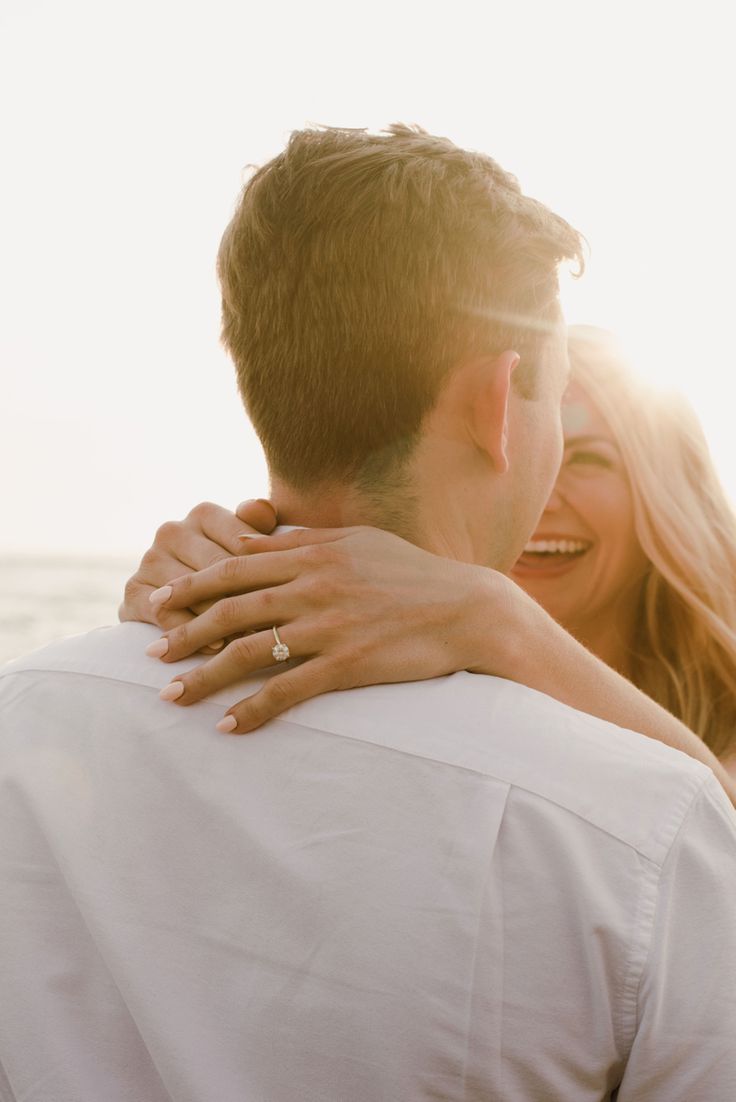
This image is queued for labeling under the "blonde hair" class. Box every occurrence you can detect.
[568,325,736,760]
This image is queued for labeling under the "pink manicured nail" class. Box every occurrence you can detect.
[149,585,173,606]
[216,715,238,733]
[159,681,185,702]
[237,532,265,541]
[145,637,169,658]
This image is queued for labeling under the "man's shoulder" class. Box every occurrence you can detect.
[286,672,711,866]
[1,629,711,866]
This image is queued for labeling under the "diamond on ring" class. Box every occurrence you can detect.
[271,626,290,662]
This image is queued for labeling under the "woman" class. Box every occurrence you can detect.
[513,325,736,765]
[121,326,736,784]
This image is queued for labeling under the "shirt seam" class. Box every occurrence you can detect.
[0,1058,15,1102]
[460,783,512,1097]
[614,773,711,1061]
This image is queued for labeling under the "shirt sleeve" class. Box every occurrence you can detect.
[617,773,736,1101]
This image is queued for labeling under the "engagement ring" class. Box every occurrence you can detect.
[271,626,290,662]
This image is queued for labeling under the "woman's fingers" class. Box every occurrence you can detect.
[148,527,374,618]
[150,587,302,661]
[161,649,338,733]
[236,525,364,557]
[119,501,274,628]
[182,500,274,560]
[158,629,284,704]
[119,574,196,629]
[222,658,340,733]
[149,548,311,613]
[235,498,279,535]
[156,625,327,712]
[146,511,248,577]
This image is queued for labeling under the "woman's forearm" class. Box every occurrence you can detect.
[469,571,736,807]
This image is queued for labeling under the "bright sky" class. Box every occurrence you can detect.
[2,0,735,555]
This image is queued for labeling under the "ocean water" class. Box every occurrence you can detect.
[0,554,138,667]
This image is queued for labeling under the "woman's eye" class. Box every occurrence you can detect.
[567,450,612,468]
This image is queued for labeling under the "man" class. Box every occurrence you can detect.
[1,126,735,1100]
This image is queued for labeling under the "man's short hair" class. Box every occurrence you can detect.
[218,124,583,491]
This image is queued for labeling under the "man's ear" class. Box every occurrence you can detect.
[470,349,520,474]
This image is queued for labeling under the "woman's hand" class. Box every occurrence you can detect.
[119,499,278,634]
[146,526,516,732]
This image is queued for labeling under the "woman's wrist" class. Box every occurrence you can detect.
[456,567,540,680]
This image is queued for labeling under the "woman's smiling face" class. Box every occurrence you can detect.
[511,381,651,645]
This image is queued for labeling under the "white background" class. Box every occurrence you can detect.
[2,0,734,555]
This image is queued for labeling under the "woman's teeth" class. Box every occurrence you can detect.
[524,539,590,555]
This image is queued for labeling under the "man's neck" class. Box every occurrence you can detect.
[269,479,494,566]
[270,483,366,532]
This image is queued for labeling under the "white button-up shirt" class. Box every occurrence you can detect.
[1,622,735,1101]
